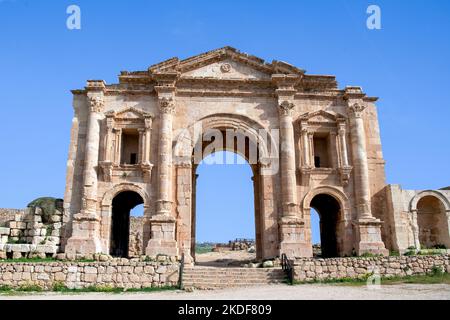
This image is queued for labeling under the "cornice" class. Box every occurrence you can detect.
[70,47,379,102]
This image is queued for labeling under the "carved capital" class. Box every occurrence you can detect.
[106,117,115,130]
[141,162,154,183]
[348,103,366,119]
[159,97,175,114]
[339,166,352,186]
[300,120,309,133]
[144,116,153,129]
[99,161,113,182]
[278,101,295,117]
[88,96,104,113]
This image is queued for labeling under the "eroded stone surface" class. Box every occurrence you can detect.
[1,47,449,261]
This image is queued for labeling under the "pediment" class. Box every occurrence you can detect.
[302,110,345,123]
[182,58,270,80]
[148,46,305,81]
[111,107,153,120]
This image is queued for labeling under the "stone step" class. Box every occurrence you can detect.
[183,272,285,277]
[182,281,285,289]
[183,268,283,273]
[183,277,285,282]
[183,273,284,279]
[183,272,284,277]
[182,267,287,289]
[183,279,285,285]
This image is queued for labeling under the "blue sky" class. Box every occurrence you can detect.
[0,1,449,243]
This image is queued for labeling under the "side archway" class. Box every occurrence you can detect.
[100,183,150,256]
[302,186,352,257]
[410,190,450,213]
[410,191,450,249]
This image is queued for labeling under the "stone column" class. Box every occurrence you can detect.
[337,119,352,185]
[346,97,387,256]
[348,103,372,219]
[156,98,174,214]
[104,116,114,161]
[142,116,152,164]
[100,114,114,182]
[138,129,145,164]
[141,116,153,182]
[308,132,314,167]
[278,101,298,218]
[299,121,313,186]
[272,74,311,258]
[114,129,122,165]
[301,127,310,167]
[338,121,349,167]
[66,81,105,256]
[145,74,179,257]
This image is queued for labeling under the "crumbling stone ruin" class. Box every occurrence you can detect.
[0,198,63,259]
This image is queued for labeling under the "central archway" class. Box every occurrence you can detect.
[173,113,279,262]
[190,127,266,264]
[193,151,257,265]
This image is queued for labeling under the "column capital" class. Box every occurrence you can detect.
[348,103,366,119]
[87,95,104,113]
[300,119,309,132]
[144,116,153,129]
[158,97,176,114]
[278,100,295,117]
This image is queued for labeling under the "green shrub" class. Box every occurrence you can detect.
[430,266,445,276]
[17,284,43,292]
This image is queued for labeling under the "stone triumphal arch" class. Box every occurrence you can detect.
[62,47,450,261]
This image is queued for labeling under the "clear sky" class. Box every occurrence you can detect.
[0,1,449,244]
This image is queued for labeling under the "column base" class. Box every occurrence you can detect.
[354,218,389,256]
[64,211,103,256]
[145,215,178,258]
[145,239,178,257]
[65,237,103,256]
[279,216,312,258]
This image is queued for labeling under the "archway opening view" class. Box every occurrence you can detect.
[194,151,256,267]
[417,196,450,249]
[310,208,321,257]
[310,194,342,258]
[110,191,144,258]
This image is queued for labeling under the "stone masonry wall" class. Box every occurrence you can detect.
[128,217,144,257]
[0,259,179,290]
[293,255,450,282]
[0,209,24,227]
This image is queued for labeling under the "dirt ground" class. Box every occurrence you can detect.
[194,250,256,267]
[1,283,449,300]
